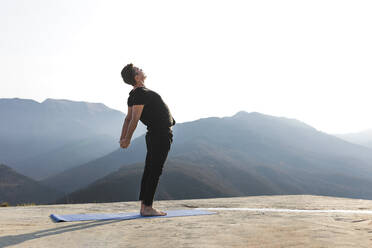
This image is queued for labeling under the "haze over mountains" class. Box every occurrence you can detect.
[55,157,239,204]
[0,98,146,180]
[53,111,372,204]
[334,129,372,149]
[0,163,62,205]
[1,97,372,205]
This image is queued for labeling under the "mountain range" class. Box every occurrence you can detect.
[0,97,146,180]
[51,112,372,203]
[334,129,372,149]
[0,163,62,205]
[1,97,372,205]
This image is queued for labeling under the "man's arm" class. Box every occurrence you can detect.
[120,106,133,140]
[124,105,144,140]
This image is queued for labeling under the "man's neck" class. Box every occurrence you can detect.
[133,82,145,89]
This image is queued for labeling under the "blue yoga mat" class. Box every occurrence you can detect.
[50,209,217,222]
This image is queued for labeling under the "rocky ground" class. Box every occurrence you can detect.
[1,195,372,247]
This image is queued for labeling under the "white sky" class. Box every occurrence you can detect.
[1,0,371,134]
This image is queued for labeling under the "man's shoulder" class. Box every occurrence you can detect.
[137,87,159,97]
[129,87,144,96]
[131,87,153,93]
[128,87,158,102]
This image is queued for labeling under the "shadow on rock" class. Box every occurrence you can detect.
[0,218,125,247]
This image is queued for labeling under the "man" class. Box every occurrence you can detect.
[119,63,176,217]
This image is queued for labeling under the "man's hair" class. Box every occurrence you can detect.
[121,63,137,86]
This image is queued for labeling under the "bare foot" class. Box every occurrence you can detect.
[140,202,146,213]
[140,207,167,216]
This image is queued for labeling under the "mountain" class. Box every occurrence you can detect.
[40,133,147,194]
[45,111,372,202]
[0,97,146,180]
[0,163,63,205]
[53,157,242,204]
[58,152,358,204]
[14,134,121,180]
[334,128,372,149]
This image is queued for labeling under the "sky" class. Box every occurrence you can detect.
[1,0,371,134]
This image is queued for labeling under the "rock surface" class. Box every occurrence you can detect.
[1,195,372,247]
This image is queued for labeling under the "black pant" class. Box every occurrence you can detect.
[139,130,173,206]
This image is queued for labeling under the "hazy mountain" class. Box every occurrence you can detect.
[45,111,372,202]
[15,134,122,180]
[334,129,372,149]
[0,97,146,179]
[41,134,147,194]
[55,150,372,204]
[54,158,241,204]
[0,163,63,205]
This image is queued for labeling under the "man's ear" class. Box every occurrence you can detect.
[134,74,139,83]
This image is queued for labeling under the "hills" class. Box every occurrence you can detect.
[54,157,240,204]
[334,128,372,149]
[51,111,372,204]
[0,97,146,180]
[2,97,372,205]
[0,163,63,205]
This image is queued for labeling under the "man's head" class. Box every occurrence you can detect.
[121,63,146,86]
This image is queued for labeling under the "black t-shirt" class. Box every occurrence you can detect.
[127,86,176,131]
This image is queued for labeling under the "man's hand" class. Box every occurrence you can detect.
[119,137,131,149]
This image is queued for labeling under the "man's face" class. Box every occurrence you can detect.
[133,66,146,83]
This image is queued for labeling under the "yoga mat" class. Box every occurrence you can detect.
[50,209,217,222]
